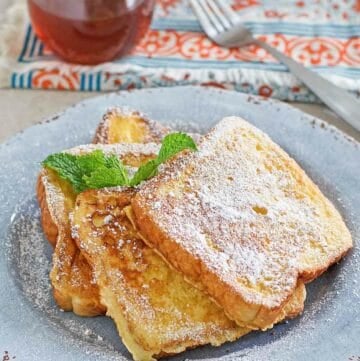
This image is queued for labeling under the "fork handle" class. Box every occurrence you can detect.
[254,39,360,132]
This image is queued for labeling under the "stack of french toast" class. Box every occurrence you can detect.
[37,108,352,361]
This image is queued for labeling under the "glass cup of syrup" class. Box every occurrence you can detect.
[27,0,155,65]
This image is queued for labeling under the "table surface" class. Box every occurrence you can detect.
[0,1,358,143]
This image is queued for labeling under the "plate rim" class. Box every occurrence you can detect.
[0,86,358,361]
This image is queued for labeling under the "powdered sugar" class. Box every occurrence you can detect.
[103,215,113,225]
[71,188,248,357]
[1,86,359,360]
[5,191,359,360]
[136,117,353,310]
[5,198,126,360]
[67,142,160,158]
[93,107,171,144]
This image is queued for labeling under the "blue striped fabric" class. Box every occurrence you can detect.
[4,0,359,101]
[152,19,360,37]
[16,26,359,79]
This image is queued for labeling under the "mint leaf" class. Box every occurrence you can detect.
[104,154,130,186]
[42,150,130,193]
[42,132,197,193]
[76,150,108,176]
[104,154,121,168]
[129,133,197,186]
[42,153,86,193]
[130,159,158,187]
[158,133,197,163]
[84,167,128,189]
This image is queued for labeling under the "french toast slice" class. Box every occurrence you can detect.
[37,143,160,316]
[39,110,168,247]
[93,108,170,144]
[131,116,353,331]
[72,188,305,360]
[37,110,170,315]
[37,168,105,315]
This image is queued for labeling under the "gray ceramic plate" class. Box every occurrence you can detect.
[0,86,359,361]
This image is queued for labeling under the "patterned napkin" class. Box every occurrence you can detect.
[0,0,359,102]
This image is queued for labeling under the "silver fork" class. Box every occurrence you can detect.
[190,0,360,132]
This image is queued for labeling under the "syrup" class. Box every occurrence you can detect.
[28,0,154,65]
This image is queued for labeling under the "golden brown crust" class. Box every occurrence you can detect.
[131,199,287,330]
[36,174,58,247]
[38,142,160,317]
[132,202,306,331]
[52,238,107,316]
[92,117,109,144]
[93,108,170,144]
[74,188,304,358]
[132,116,352,330]
[37,168,106,316]
[282,281,306,319]
[72,188,250,359]
[37,110,166,317]
[36,112,311,359]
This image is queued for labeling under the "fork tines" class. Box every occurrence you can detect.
[189,0,238,35]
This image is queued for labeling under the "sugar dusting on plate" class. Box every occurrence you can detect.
[6,157,360,361]
[1,90,359,361]
[6,197,127,361]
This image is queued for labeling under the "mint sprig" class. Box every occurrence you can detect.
[130,133,196,187]
[42,152,86,193]
[129,159,159,187]
[42,133,197,193]
[42,149,130,193]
